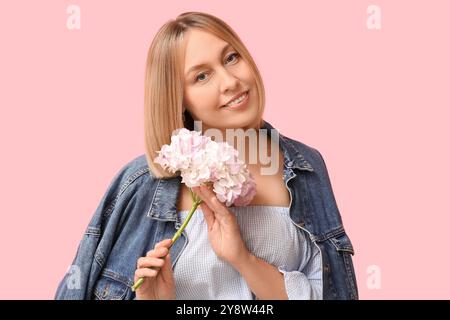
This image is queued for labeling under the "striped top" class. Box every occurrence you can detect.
[173,205,323,300]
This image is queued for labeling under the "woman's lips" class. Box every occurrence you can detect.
[220,90,249,110]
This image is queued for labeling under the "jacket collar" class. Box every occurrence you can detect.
[148,120,314,221]
[261,120,314,172]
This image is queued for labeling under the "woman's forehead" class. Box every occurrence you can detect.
[183,30,231,73]
[184,28,227,47]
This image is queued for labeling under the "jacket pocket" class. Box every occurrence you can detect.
[328,232,358,299]
[93,270,131,300]
[329,232,355,255]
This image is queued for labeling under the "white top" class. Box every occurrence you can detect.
[173,205,323,300]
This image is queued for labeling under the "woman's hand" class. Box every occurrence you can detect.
[134,239,176,300]
[192,185,251,269]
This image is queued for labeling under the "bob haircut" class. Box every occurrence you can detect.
[144,11,266,179]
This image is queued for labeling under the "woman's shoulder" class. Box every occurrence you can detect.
[106,154,156,196]
[91,154,157,222]
[263,120,325,169]
[120,154,152,178]
[278,133,327,172]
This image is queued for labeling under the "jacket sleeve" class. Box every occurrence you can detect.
[313,148,359,300]
[54,164,131,300]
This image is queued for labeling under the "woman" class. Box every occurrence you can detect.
[55,12,358,300]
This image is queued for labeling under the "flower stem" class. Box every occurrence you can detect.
[131,188,202,292]
[172,198,202,243]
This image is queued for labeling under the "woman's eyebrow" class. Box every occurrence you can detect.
[185,43,233,76]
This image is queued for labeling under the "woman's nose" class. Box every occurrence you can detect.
[219,68,240,92]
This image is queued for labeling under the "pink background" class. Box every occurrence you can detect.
[0,1,449,299]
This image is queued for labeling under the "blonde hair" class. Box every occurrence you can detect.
[144,12,266,179]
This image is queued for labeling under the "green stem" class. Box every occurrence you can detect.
[131,188,202,292]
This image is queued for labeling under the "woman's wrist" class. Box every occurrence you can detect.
[233,251,255,273]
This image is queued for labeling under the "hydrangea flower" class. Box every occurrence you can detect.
[154,128,256,206]
[131,128,256,292]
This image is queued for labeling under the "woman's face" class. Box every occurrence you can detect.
[182,29,259,134]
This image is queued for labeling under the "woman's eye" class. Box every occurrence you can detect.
[226,52,239,64]
[194,52,240,83]
[195,73,208,82]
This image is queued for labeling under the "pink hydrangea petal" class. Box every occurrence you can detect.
[155,128,257,207]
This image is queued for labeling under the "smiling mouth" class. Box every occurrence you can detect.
[220,91,249,108]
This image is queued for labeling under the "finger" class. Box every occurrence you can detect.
[137,256,165,269]
[193,185,215,208]
[192,186,203,199]
[160,254,174,283]
[155,239,173,249]
[199,185,229,216]
[200,202,215,230]
[147,246,169,258]
[192,186,213,211]
[134,267,158,282]
[194,185,230,221]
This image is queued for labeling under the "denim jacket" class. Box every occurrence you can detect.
[55,120,358,300]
